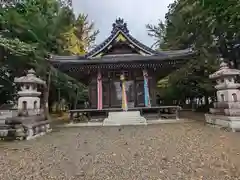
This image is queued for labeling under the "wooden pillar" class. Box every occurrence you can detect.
[97,70,103,110]
[74,89,78,109]
[151,73,157,106]
[108,73,111,108]
[44,67,51,119]
[133,71,137,107]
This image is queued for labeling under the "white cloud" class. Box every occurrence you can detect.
[72,0,174,47]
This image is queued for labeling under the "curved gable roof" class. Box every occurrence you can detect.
[85,18,167,58]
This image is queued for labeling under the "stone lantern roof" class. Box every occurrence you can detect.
[209,62,240,79]
[14,69,46,85]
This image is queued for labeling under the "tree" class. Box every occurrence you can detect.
[146,20,166,49]
[0,0,94,107]
[63,13,99,55]
[146,0,240,107]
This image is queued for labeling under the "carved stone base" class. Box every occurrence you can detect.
[0,120,52,140]
[0,129,10,137]
[209,108,224,114]
[224,109,240,116]
[205,114,240,132]
[209,108,240,116]
[26,123,52,140]
[103,111,147,126]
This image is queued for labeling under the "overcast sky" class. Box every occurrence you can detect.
[72,0,174,47]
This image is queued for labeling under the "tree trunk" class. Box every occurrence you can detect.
[43,69,51,119]
[57,88,61,112]
[204,95,209,106]
[190,98,195,111]
[74,90,78,109]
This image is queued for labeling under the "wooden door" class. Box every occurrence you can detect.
[110,81,121,108]
[126,80,135,108]
[102,82,110,108]
[89,84,97,108]
[136,80,144,107]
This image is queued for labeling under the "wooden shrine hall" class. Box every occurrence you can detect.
[49,18,195,122]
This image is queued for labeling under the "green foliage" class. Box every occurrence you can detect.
[0,0,98,105]
[146,20,166,49]
[0,35,35,56]
[147,0,240,102]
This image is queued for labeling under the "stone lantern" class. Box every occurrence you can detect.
[205,60,240,131]
[0,70,51,140]
[14,69,46,115]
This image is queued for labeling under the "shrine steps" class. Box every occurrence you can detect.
[62,118,190,128]
[103,111,147,126]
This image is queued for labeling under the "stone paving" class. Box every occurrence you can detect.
[1,122,240,180]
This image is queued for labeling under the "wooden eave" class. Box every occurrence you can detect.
[49,50,195,66]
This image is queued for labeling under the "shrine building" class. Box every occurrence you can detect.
[49,18,195,116]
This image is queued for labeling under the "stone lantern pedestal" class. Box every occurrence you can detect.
[205,60,240,132]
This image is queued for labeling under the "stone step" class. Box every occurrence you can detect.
[103,111,147,126]
[0,120,6,125]
[106,117,146,121]
[108,111,141,116]
[108,112,141,119]
[104,118,146,122]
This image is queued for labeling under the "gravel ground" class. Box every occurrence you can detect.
[1,122,240,180]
